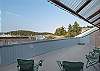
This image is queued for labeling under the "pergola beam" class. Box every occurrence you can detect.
[49,0,92,24]
[76,0,92,13]
[87,9,100,20]
[94,23,100,28]
[48,0,100,28]
[91,17,100,23]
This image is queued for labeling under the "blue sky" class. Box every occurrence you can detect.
[1,0,92,33]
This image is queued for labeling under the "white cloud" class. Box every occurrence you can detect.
[6,11,21,17]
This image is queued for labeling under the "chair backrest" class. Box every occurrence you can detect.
[85,48,100,68]
[62,61,84,71]
[93,48,100,54]
[17,59,34,71]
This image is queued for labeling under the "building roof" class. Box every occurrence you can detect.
[48,0,100,28]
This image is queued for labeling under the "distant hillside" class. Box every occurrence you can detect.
[5,30,53,36]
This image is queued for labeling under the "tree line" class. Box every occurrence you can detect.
[54,21,82,37]
[5,21,93,38]
[5,30,53,36]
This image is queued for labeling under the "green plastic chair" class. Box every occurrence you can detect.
[17,59,43,71]
[85,49,99,68]
[17,59,34,71]
[57,61,84,71]
[93,48,100,63]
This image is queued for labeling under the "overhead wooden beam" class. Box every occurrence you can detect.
[49,0,92,24]
[87,9,100,20]
[49,0,100,28]
[91,17,100,23]
[76,0,92,13]
[95,23,100,28]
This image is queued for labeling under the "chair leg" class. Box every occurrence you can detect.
[17,65,20,71]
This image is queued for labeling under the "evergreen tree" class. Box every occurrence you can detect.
[54,26,66,36]
[73,21,81,36]
[68,21,81,37]
[68,24,74,37]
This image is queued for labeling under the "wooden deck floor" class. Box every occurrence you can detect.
[0,45,100,71]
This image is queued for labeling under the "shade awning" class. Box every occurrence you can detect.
[48,0,100,28]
